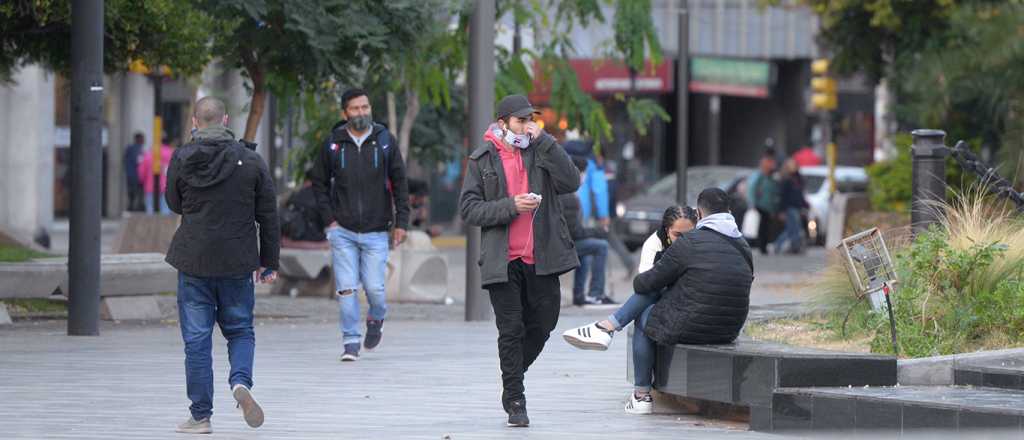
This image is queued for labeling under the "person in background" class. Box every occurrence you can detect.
[561,156,612,306]
[746,148,779,254]
[771,158,809,254]
[139,135,175,215]
[123,132,146,212]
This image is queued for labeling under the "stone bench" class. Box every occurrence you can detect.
[626,334,898,430]
[275,231,450,304]
[0,253,176,322]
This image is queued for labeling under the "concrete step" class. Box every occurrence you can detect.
[762,385,1024,433]
[956,356,1024,391]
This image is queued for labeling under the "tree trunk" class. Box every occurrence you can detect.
[387,91,398,134]
[243,65,266,142]
[399,87,421,166]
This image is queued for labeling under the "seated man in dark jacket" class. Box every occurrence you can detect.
[624,187,754,415]
[560,155,612,306]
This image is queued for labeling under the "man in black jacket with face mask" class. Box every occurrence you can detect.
[165,96,279,434]
[309,89,410,362]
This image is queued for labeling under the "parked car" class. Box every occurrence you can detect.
[614,166,754,251]
[798,165,868,245]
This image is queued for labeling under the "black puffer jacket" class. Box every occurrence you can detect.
[165,127,280,277]
[634,227,753,345]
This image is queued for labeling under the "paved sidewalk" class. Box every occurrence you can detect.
[0,313,790,439]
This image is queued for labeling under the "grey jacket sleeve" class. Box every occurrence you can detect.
[533,133,581,195]
[634,236,689,294]
[459,158,518,227]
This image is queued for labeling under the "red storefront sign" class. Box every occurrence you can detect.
[529,59,675,102]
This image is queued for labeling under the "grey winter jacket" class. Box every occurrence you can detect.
[459,132,581,287]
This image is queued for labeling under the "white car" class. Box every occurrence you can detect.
[798,165,868,245]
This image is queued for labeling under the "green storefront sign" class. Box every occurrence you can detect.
[689,57,773,98]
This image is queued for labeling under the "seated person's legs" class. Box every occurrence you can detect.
[607,290,661,331]
[627,304,657,414]
[562,290,661,350]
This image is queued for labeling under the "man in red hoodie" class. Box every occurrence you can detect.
[460,95,581,427]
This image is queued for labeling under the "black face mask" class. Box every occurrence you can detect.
[349,114,372,131]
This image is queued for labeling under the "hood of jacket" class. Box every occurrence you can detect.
[180,126,241,188]
[696,213,743,238]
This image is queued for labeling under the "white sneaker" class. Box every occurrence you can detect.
[625,392,654,415]
[232,384,265,428]
[562,323,613,351]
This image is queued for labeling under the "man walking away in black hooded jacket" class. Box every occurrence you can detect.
[165,96,279,434]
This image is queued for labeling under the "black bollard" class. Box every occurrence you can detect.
[910,129,948,237]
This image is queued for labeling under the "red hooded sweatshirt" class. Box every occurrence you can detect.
[484,125,534,264]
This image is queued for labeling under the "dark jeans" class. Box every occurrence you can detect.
[487,259,561,411]
[126,182,144,212]
[573,238,608,303]
[633,304,657,391]
[177,272,256,421]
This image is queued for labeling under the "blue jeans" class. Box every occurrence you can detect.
[772,207,803,253]
[573,238,608,302]
[144,193,170,214]
[177,272,255,421]
[327,226,389,346]
[608,290,662,331]
[633,304,657,392]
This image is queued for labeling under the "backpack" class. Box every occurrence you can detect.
[280,186,326,242]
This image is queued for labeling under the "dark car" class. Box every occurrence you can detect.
[614,166,754,251]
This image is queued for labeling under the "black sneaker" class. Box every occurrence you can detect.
[506,400,529,428]
[364,320,384,350]
[340,343,360,362]
[599,296,618,305]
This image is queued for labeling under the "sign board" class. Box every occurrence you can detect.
[530,58,674,101]
[689,57,773,98]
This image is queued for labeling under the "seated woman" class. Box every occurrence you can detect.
[562,205,698,350]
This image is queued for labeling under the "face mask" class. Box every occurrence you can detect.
[498,127,531,149]
[349,114,372,131]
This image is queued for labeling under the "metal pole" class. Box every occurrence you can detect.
[465,0,495,321]
[675,5,689,205]
[68,0,104,336]
[910,129,948,237]
[708,94,720,166]
[825,111,835,195]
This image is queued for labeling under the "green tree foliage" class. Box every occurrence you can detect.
[197,0,440,141]
[0,0,215,82]
[797,0,1024,182]
[499,0,670,151]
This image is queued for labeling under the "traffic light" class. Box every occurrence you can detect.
[810,59,837,111]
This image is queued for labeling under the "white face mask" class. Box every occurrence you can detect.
[495,126,531,149]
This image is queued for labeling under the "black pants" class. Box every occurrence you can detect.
[487,259,561,411]
[126,182,145,212]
